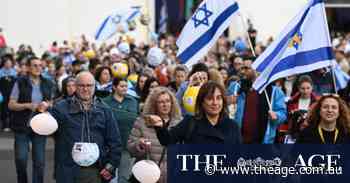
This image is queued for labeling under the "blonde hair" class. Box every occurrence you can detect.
[142,87,182,120]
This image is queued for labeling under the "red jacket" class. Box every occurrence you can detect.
[286,92,319,129]
[287,92,319,113]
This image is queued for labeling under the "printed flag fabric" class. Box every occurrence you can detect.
[176,0,239,68]
[252,0,333,93]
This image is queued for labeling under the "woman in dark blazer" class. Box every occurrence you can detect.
[146,81,242,144]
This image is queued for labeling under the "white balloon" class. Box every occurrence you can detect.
[30,112,58,135]
[147,47,165,67]
[118,42,130,55]
[72,142,100,167]
[132,160,161,183]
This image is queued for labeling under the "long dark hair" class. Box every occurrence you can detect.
[140,77,159,102]
[135,72,151,95]
[61,76,76,97]
[195,81,228,121]
[94,66,112,83]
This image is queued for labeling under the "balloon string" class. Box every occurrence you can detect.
[79,102,85,142]
[86,111,91,143]
[146,147,150,160]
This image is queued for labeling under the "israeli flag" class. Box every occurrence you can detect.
[95,7,141,41]
[334,62,350,91]
[252,0,334,93]
[176,0,239,68]
[158,0,168,33]
[127,80,139,98]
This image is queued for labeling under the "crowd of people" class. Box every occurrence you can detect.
[0,27,350,183]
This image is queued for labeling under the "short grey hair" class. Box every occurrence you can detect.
[75,71,96,95]
[76,71,96,85]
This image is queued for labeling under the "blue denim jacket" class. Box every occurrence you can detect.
[49,96,122,183]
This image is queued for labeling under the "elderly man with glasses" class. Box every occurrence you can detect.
[49,71,122,183]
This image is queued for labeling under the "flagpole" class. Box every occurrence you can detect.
[321,1,337,94]
[145,1,152,44]
[238,10,273,110]
[238,11,256,57]
[331,64,338,94]
[264,90,272,111]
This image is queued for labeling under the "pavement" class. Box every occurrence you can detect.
[0,132,56,183]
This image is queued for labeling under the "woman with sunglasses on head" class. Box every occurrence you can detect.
[297,94,350,144]
[146,81,242,144]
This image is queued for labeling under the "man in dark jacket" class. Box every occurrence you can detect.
[49,71,122,183]
[8,56,54,183]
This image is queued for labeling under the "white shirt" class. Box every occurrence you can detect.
[298,97,311,111]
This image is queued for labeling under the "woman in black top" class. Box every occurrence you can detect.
[146,81,242,144]
[297,94,350,144]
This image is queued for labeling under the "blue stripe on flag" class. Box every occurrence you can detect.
[127,8,141,22]
[334,64,350,90]
[255,0,324,72]
[95,16,111,40]
[159,19,167,26]
[314,0,324,4]
[257,47,333,91]
[178,3,239,64]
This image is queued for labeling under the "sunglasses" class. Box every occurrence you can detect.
[322,93,340,98]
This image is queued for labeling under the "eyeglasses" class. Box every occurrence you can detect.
[77,84,94,88]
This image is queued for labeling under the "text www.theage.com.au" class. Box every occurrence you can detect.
[176,154,343,177]
[205,164,343,177]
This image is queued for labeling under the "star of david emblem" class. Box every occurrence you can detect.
[111,14,122,24]
[192,3,213,28]
[289,32,302,50]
